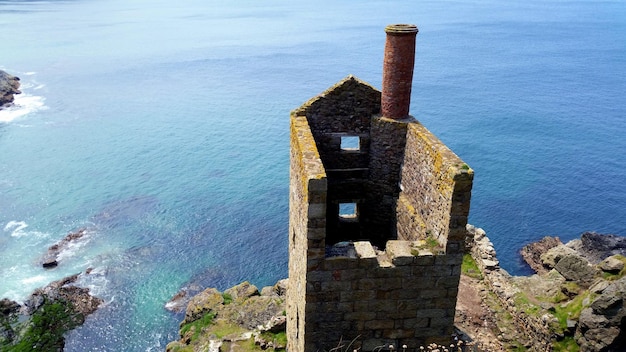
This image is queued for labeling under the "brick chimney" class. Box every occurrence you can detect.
[381,24,418,120]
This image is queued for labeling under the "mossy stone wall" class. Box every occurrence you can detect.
[287,75,473,352]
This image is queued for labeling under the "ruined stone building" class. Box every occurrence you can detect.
[287,24,474,352]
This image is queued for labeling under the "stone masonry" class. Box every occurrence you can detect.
[287,25,474,352]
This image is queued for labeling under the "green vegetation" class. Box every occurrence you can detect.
[259,331,287,349]
[2,299,81,352]
[211,320,246,339]
[553,337,580,352]
[461,253,483,280]
[425,235,440,249]
[179,312,216,343]
[601,255,626,281]
[222,293,233,305]
[411,234,444,256]
[551,292,594,333]
[513,292,541,316]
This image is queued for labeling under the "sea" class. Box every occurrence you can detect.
[1,0,625,350]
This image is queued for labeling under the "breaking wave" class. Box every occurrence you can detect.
[0,77,47,123]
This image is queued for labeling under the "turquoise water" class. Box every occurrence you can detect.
[1,0,625,350]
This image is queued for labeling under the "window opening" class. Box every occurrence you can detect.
[339,202,358,219]
[340,136,360,151]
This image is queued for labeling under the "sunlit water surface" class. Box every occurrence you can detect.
[1,0,625,350]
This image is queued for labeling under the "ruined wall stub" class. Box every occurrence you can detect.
[287,24,474,352]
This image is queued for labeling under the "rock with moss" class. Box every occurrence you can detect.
[0,273,102,351]
[183,288,224,325]
[467,226,626,351]
[0,70,20,108]
[166,280,287,352]
[576,276,626,351]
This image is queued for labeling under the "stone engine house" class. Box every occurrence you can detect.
[287,24,474,352]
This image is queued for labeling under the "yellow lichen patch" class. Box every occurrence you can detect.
[290,114,326,195]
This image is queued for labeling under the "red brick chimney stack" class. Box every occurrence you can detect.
[381,24,418,120]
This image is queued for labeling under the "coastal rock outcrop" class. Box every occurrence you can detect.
[0,272,102,350]
[0,70,20,107]
[573,232,626,264]
[22,273,102,317]
[41,228,89,268]
[576,276,626,351]
[166,280,288,352]
[514,229,626,351]
[520,236,562,274]
[553,253,598,288]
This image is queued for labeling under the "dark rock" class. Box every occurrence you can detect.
[165,284,203,313]
[520,236,563,274]
[263,315,287,333]
[227,295,284,330]
[554,253,598,288]
[165,290,190,313]
[22,273,101,318]
[578,232,626,264]
[42,255,58,268]
[0,70,21,107]
[576,276,626,351]
[260,279,288,297]
[0,298,20,316]
[41,228,88,268]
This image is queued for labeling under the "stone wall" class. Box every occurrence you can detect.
[397,122,473,254]
[291,76,382,245]
[287,114,327,352]
[365,116,410,246]
[287,75,474,352]
[467,225,553,351]
[302,241,463,351]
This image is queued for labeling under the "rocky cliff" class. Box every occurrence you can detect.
[464,226,626,351]
[166,228,626,352]
[0,70,21,107]
[165,280,288,352]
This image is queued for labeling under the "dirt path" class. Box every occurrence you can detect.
[455,275,507,351]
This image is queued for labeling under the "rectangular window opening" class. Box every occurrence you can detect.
[339,202,358,219]
[340,136,360,151]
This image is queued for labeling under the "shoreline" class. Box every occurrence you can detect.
[0,70,21,107]
[164,226,626,351]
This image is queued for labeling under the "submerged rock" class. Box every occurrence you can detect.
[41,228,89,268]
[0,70,21,107]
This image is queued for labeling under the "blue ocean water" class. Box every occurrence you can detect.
[1,0,625,350]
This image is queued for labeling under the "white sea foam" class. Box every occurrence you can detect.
[4,220,28,236]
[0,93,47,123]
[57,241,91,263]
[3,220,48,238]
[21,274,48,285]
[77,266,111,299]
